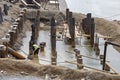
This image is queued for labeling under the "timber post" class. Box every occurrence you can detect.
[2,42,8,58]
[90,18,95,47]
[19,13,24,31]
[94,34,100,55]
[13,25,19,39]
[81,13,95,47]
[66,8,69,23]
[9,31,15,48]
[0,45,6,58]
[68,11,73,44]
[86,13,91,35]
[11,25,17,42]
[100,55,104,64]
[68,11,72,26]
[50,17,57,65]
[22,8,27,21]
[71,18,75,48]
[15,18,22,33]
[34,10,40,41]
[74,49,83,69]
[0,7,3,24]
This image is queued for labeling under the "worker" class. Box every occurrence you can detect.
[32,44,40,55]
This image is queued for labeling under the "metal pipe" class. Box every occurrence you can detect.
[8,47,26,59]
[103,41,120,70]
[103,42,108,70]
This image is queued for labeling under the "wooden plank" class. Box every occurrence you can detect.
[49,1,59,4]
[33,0,41,8]
[106,62,118,74]
[98,36,112,39]
[77,33,112,39]
[66,51,110,62]
[65,61,117,74]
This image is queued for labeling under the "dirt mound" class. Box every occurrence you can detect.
[72,13,120,52]
[95,18,120,52]
[0,1,21,43]
[0,58,120,80]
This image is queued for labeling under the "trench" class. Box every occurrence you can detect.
[19,30,120,73]
[0,0,120,80]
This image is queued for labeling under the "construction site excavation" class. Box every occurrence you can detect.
[0,0,120,80]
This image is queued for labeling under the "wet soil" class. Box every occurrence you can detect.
[0,58,120,80]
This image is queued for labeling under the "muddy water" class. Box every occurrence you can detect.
[19,31,32,58]
[37,30,103,69]
[19,31,120,73]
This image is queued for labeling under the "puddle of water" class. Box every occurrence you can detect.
[18,31,32,58]
[19,31,120,73]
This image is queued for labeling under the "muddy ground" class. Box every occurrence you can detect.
[0,58,120,80]
[0,0,120,80]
